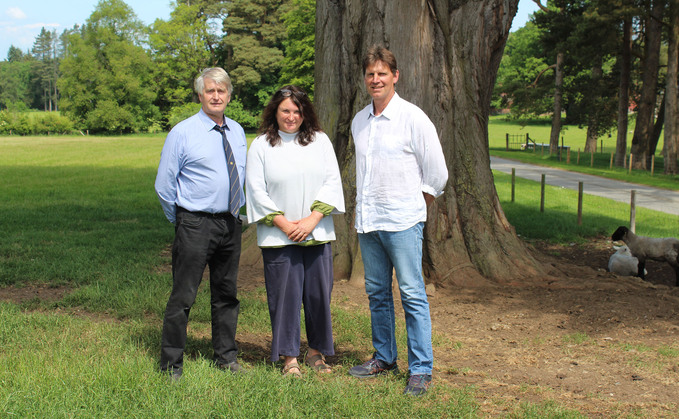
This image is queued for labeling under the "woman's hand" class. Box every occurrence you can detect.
[287,211,324,242]
[273,215,299,237]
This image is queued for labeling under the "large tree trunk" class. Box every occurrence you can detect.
[665,0,679,175]
[316,0,543,286]
[630,0,665,170]
[615,17,632,167]
[584,59,603,153]
[650,94,665,158]
[549,52,564,154]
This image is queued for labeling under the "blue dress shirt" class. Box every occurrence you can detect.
[155,109,247,224]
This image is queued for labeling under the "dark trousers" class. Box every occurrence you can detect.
[261,243,334,362]
[160,208,242,373]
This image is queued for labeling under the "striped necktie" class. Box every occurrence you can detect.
[214,124,243,217]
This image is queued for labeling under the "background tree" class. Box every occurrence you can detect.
[630,0,666,169]
[279,0,316,96]
[315,0,543,285]
[7,46,26,63]
[565,0,621,152]
[219,0,290,110]
[615,9,635,167]
[149,2,213,119]
[493,23,555,117]
[58,0,160,133]
[32,28,61,112]
[0,59,34,110]
[664,0,679,174]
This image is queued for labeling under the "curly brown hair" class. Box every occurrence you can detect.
[258,85,321,146]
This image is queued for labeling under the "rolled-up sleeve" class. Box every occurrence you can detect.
[413,118,448,198]
[314,134,345,215]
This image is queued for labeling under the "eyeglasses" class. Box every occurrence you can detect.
[280,89,306,98]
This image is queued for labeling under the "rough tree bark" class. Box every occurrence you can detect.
[549,52,564,154]
[664,0,679,175]
[615,18,632,168]
[630,0,665,170]
[315,0,543,287]
[584,59,603,153]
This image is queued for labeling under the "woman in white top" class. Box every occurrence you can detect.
[246,85,345,376]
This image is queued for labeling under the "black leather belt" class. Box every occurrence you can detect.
[177,206,233,219]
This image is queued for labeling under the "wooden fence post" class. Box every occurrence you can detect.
[540,174,545,213]
[577,181,583,226]
[506,133,509,151]
[609,152,613,169]
[511,168,515,203]
[630,190,636,233]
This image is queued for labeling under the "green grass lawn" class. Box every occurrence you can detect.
[0,126,674,417]
[0,134,485,417]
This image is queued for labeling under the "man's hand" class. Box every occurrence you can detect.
[423,192,435,207]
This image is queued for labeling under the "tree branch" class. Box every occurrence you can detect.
[530,64,556,87]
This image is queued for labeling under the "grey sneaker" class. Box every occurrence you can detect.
[348,355,398,378]
[163,368,182,383]
[403,374,432,396]
[216,361,244,374]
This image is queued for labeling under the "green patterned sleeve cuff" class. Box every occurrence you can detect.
[261,211,284,227]
[310,200,334,216]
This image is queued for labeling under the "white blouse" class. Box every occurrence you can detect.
[246,131,345,247]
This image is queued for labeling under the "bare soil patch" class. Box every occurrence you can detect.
[0,283,69,305]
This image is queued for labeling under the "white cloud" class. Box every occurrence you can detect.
[26,22,60,29]
[6,7,27,20]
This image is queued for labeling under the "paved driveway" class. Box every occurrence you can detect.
[490,156,679,216]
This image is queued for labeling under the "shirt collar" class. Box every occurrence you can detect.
[369,92,401,120]
[198,108,231,132]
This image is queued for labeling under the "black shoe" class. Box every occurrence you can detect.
[348,355,398,378]
[216,360,244,374]
[403,374,432,396]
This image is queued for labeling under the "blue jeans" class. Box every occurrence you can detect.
[358,223,433,375]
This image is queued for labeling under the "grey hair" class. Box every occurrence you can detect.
[194,67,233,95]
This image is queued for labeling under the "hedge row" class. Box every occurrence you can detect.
[0,111,76,135]
[0,99,261,136]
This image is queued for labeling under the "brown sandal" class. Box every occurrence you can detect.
[305,353,332,373]
[282,362,302,377]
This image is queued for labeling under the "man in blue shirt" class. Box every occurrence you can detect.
[155,67,247,380]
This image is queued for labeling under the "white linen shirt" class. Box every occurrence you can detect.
[351,93,448,233]
[246,131,345,247]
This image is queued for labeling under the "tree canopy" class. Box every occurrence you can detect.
[58,0,160,133]
[1,0,677,163]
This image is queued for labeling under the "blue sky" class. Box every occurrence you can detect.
[0,0,172,57]
[0,0,539,60]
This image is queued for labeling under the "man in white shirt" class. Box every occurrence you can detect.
[348,46,448,396]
